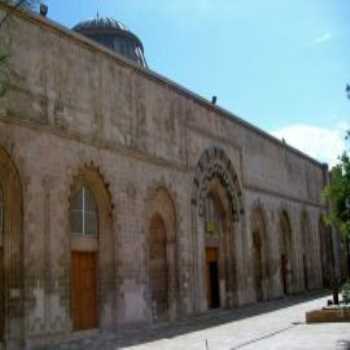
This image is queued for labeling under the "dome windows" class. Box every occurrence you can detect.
[73,17,148,68]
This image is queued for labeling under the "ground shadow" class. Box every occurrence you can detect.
[38,290,330,350]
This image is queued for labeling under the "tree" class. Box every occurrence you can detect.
[324,151,350,240]
[323,86,350,288]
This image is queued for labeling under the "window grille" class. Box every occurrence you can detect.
[71,186,98,236]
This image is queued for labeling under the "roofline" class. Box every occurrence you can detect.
[0,2,327,169]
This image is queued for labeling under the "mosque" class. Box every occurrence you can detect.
[0,3,338,349]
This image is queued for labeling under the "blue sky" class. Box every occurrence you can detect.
[44,0,350,165]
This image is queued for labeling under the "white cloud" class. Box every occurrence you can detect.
[271,122,348,167]
[313,32,332,45]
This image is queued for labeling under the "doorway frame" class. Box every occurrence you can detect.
[68,166,116,333]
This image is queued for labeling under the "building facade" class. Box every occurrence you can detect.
[0,4,336,349]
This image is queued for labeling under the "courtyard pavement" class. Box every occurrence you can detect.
[37,292,350,350]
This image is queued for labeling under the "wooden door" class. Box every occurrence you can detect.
[71,252,97,330]
[0,248,3,340]
[206,248,220,309]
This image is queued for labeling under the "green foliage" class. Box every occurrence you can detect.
[342,280,350,304]
[323,135,350,240]
[323,87,350,240]
[324,156,350,238]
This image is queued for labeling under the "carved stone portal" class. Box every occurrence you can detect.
[192,147,244,312]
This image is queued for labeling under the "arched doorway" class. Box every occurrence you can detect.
[0,147,24,347]
[204,191,227,309]
[280,211,293,295]
[301,211,311,290]
[203,178,238,310]
[147,187,176,322]
[191,146,244,312]
[251,207,269,302]
[70,185,98,330]
[69,167,115,331]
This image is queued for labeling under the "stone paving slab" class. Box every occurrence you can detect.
[35,292,350,350]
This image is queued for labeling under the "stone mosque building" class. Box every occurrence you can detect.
[0,3,338,349]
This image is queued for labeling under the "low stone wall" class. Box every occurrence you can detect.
[306,308,350,323]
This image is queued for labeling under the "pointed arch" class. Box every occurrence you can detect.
[204,183,232,309]
[146,187,177,322]
[0,146,24,346]
[192,146,244,221]
[68,165,115,331]
[191,146,244,312]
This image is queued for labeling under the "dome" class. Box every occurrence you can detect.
[73,17,148,68]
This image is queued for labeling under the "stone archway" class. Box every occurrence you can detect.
[251,207,269,303]
[191,146,244,312]
[301,211,312,291]
[0,146,24,348]
[279,211,293,295]
[69,166,115,331]
[147,187,177,322]
[204,181,235,309]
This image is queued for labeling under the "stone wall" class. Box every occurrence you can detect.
[0,5,331,349]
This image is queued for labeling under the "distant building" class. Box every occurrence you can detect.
[0,3,337,349]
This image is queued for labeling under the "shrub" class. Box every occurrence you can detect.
[342,280,350,304]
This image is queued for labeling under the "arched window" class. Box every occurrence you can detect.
[0,187,3,237]
[70,185,98,236]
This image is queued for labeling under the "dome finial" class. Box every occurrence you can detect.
[96,0,101,19]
